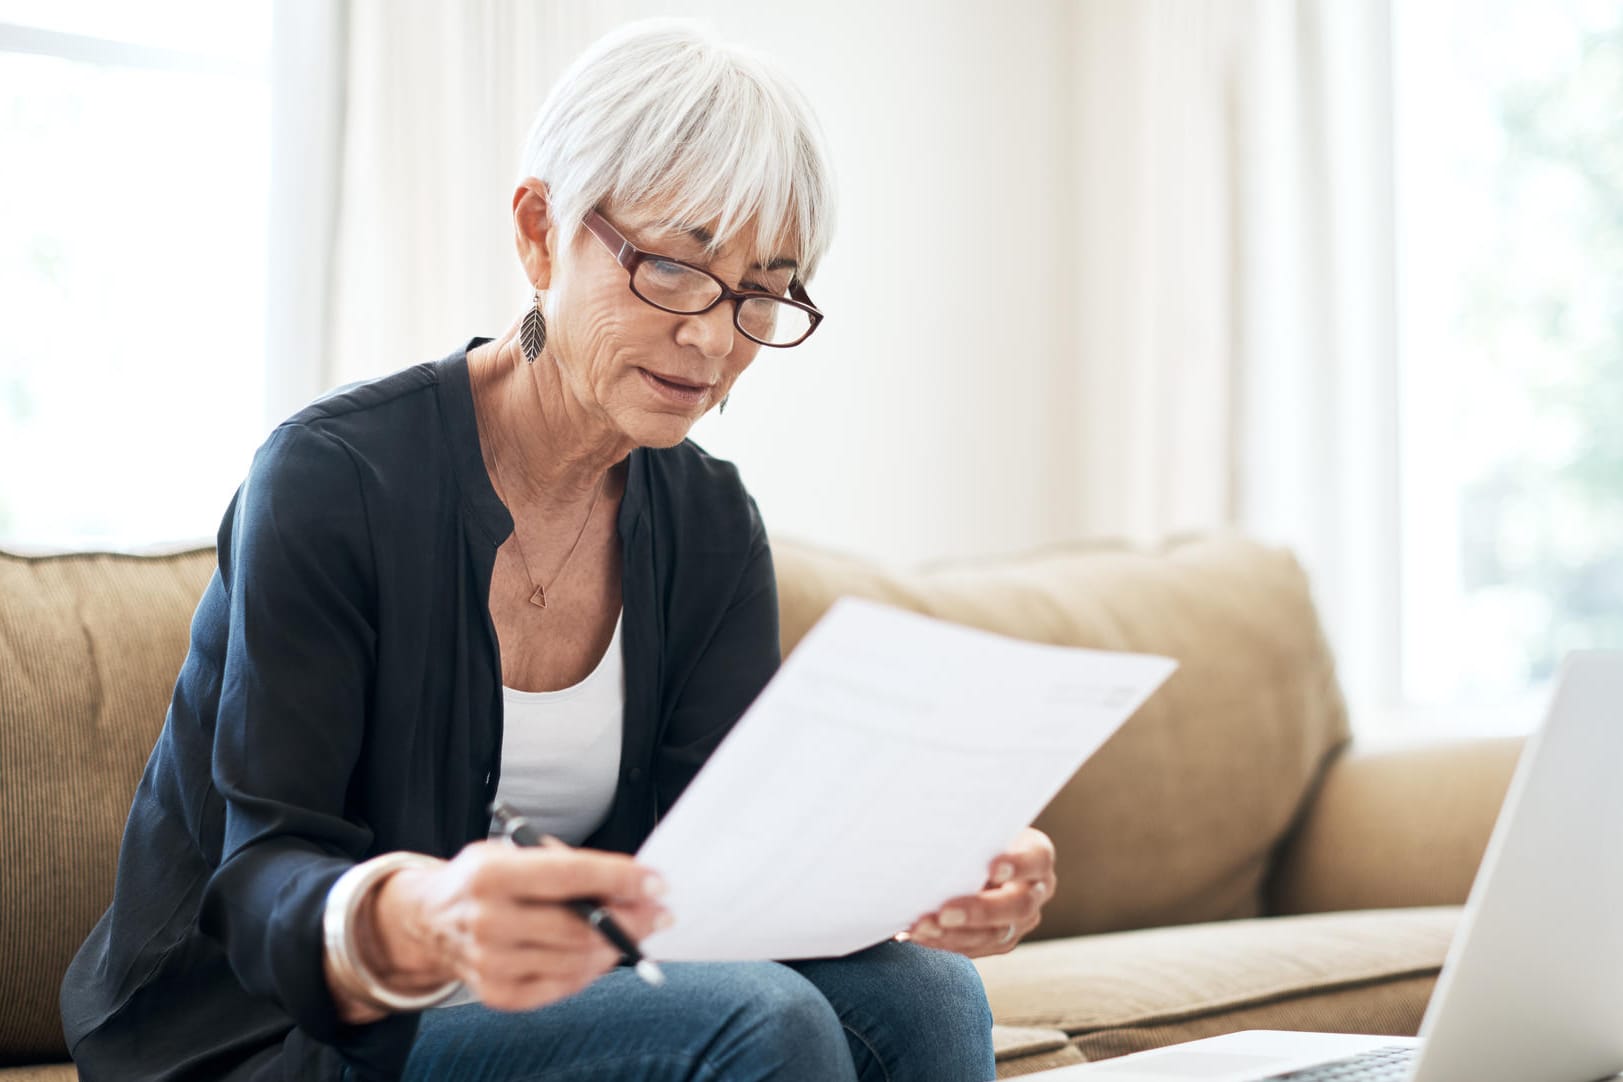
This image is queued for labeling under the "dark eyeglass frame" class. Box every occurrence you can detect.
[582,208,824,348]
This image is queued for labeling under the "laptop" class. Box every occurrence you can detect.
[1031,650,1623,1082]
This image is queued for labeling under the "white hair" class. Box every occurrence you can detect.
[519,19,836,282]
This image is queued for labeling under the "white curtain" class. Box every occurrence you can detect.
[1065,0,1401,708]
[1239,2,1402,708]
[266,0,347,421]
[326,1,577,387]
[1067,0,1242,542]
[267,0,1401,709]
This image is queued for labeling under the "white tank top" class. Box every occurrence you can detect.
[488,612,625,847]
[438,615,628,1010]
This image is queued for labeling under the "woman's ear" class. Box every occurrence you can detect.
[513,178,557,290]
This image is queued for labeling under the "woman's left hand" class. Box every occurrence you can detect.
[903,828,1057,958]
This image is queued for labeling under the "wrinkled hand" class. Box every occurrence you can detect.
[903,828,1056,958]
[365,840,670,1012]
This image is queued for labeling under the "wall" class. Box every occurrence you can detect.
[323,0,1082,566]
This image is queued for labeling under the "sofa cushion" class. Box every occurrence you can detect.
[0,1066,77,1081]
[974,906,1457,1060]
[991,1025,1086,1076]
[771,533,1351,938]
[0,547,217,1062]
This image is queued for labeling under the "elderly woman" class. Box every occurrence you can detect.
[61,20,1057,1082]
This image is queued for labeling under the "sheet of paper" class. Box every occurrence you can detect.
[635,597,1177,961]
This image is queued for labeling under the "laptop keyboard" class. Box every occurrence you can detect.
[1268,1045,1416,1081]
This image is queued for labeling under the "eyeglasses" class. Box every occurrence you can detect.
[582,208,824,348]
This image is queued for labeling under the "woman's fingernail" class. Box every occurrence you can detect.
[992,863,1015,884]
[1032,879,1051,899]
[654,911,675,931]
[643,874,668,898]
[916,920,941,938]
[939,908,966,928]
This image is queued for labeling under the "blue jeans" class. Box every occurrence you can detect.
[400,941,995,1081]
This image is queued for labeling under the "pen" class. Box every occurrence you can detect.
[488,800,666,987]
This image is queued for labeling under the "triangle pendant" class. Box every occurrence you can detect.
[528,585,548,608]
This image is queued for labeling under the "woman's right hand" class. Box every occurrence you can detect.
[356,840,670,1013]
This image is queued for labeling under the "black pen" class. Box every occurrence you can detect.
[488,800,666,987]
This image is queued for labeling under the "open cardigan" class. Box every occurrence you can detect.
[60,342,780,1081]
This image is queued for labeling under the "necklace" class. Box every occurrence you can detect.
[486,436,607,610]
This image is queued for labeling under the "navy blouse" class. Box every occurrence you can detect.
[60,342,780,1081]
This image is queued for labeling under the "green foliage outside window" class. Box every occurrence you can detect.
[1458,15,1623,680]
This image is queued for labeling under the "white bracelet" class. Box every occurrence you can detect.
[322,852,462,1012]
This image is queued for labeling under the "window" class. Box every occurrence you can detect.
[1395,0,1622,732]
[0,1,272,547]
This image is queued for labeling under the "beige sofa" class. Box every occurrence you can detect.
[0,533,1521,1078]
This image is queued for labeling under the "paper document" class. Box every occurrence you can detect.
[636,597,1177,961]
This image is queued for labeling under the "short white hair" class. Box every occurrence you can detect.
[519,19,836,282]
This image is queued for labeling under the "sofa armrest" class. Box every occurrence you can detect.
[1267,736,1524,915]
